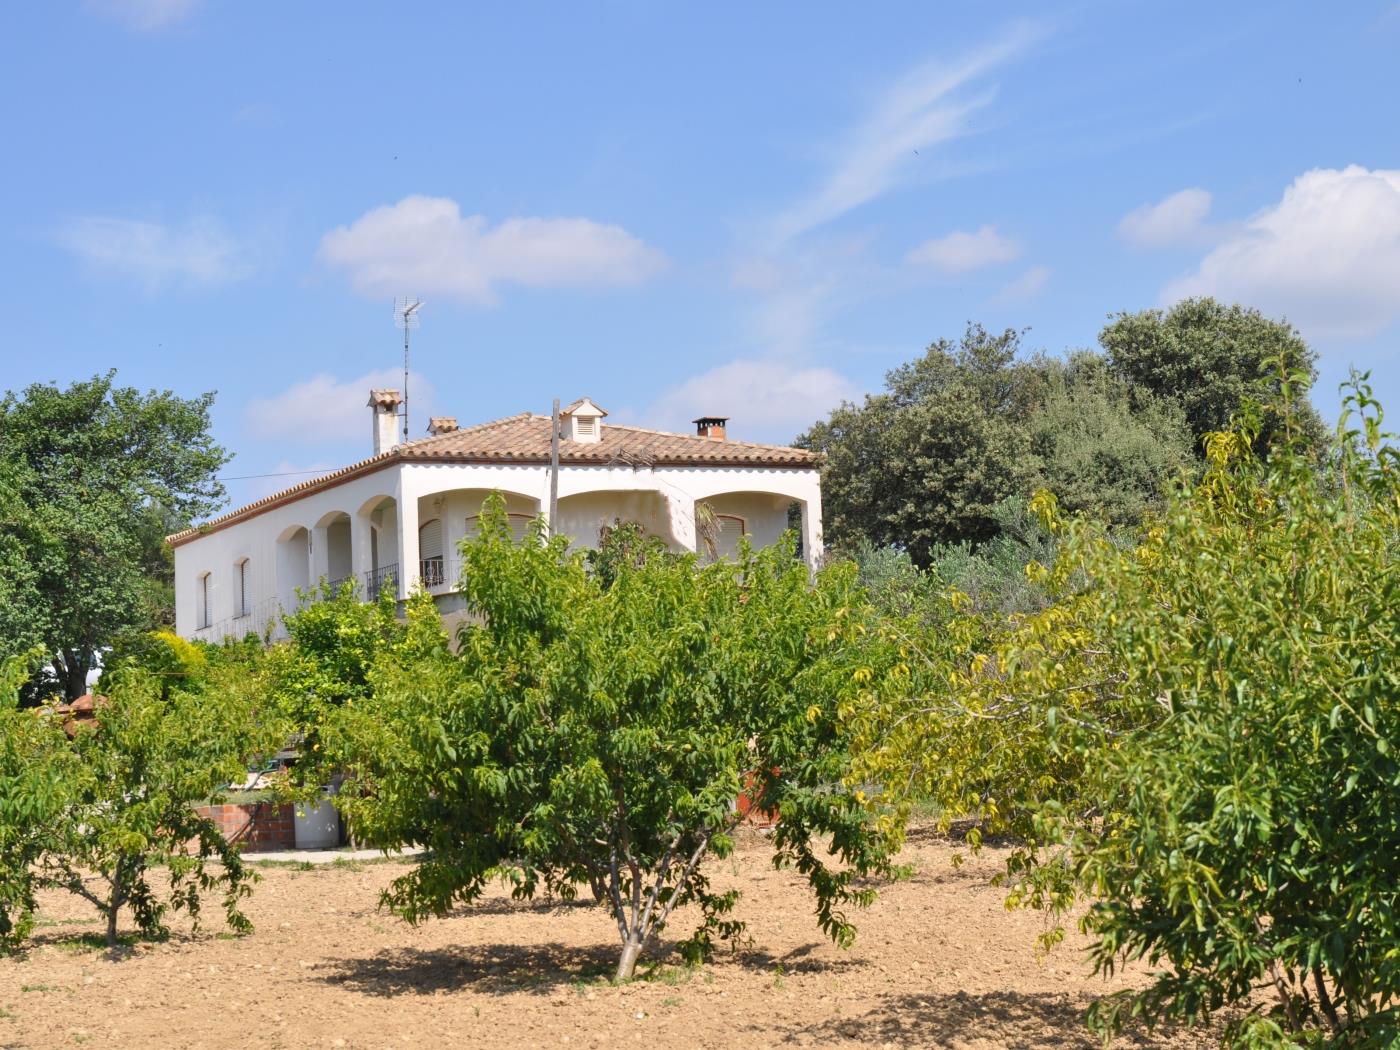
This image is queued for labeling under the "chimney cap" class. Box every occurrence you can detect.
[692,415,729,426]
[368,388,402,410]
[427,416,459,435]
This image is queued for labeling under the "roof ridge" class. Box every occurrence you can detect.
[600,420,802,452]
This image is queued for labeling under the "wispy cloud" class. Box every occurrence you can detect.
[1118,188,1214,247]
[85,0,199,30]
[318,196,666,305]
[54,214,249,289]
[245,368,438,446]
[906,225,1022,274]
[768,21,1042,244]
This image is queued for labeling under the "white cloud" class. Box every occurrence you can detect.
[1163,166,1400,340]
[86,0,199,30]
[769,21,1042,244]
[55,215,248,288]
[906,225,1021,274]
[642,359,858,443]
[245,369,438,446]
[1118,188,1213,247]
[993,263,1052,304]
[318,196,666,305]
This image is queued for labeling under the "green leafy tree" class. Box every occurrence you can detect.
[1099,297,1326,453]
[0,372,229,699]
[0,653,78,952]
[43,650,284,947]
[324,497,897,979]
[1024,353,1193,526]
[854,373,1400,1046]
[798,324,1040,565]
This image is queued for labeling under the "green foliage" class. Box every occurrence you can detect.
[798,324,1040,565]
[1023,353,1193,527]
[1,641,286,952]
[801,323,1203,565]
[323,495,896,979]
[0,653,78,952]
[264,582,406,787]
[855,371,1400,1046]
[0,372,229,699]
[1100,296,1326,453]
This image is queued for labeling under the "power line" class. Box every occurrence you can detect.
[217,468,335,482]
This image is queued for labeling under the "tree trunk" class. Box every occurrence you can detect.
[59,649,90,701]
[105,900,120,948]
[616,936,644,981]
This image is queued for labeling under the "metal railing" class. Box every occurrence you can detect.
[365,563,399,601]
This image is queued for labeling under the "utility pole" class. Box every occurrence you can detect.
[549,398,560,537]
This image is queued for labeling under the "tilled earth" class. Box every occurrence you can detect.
[1,828,1218,1049]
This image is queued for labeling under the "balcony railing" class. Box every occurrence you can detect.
[421,556,447,589]
[365,563,398,601]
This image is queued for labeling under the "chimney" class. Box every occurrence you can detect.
[368,389,403,455]
[693,415,728,441]
[427,416,459,436]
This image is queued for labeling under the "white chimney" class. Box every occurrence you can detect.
[368,389,403,455]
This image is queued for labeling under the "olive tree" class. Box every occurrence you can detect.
[326,497,897,979]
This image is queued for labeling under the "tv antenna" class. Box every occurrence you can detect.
[394,298,424,443]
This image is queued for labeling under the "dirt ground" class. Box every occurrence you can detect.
[1,828,1220,1049]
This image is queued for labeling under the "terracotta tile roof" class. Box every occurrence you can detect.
[168,414,816,545]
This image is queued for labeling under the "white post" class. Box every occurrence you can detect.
[396,491,420,599]
[671,496,698,554]
[800,494,824,571]
[351,511,374,591]
[310,524,330,587]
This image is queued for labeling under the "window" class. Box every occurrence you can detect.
[235,559,252,618]
[465,513,533,545]
[575,416,597,438]
[714,515,746,561]
[197,572,211,629]
[419,518,444,587]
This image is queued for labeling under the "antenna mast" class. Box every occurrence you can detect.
[393,298,424,443]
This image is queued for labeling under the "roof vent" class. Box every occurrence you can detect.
[427,416,459,436]
[693,416,728,441]
[562,397,607,444]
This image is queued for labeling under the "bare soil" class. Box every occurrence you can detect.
[1,828,1219,1049]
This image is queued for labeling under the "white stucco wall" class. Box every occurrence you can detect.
[173,458,822,641]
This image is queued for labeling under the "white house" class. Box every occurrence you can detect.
[169,392,824,642]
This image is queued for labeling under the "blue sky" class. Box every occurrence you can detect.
[3,1,1399,511]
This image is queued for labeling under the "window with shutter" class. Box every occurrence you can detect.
[236,560,251,617]
[576,416,596,438]
[198,573,211,629]
[715,515,746,561]
[419,518,444,587]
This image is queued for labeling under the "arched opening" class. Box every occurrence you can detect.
[556,490,678,552]
[358,496,399,600]
[319,512,354,592]
[276,525,311,608]
[695,492,800,562]
[417,488,542,591]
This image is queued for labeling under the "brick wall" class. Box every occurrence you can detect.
[193,801,296,852]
